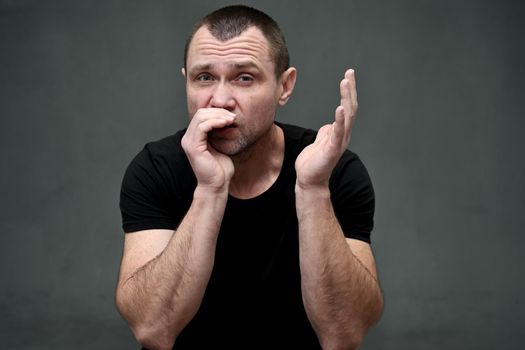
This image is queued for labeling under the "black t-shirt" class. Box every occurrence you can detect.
[120,122,375,349]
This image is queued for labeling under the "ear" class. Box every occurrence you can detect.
[181,68,186,79]
[278,67,297,106]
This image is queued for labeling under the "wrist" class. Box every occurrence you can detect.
[295,183,331,208]
[295,183,332,220]
[295,182,331,197]
[194,183,230,200]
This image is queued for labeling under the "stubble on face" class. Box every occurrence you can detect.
[185,26,281,159]
[208,128,250,156]
[208,118,276,161]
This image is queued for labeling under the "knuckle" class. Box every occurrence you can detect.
[192,108,207,120]
[181,136,189,150]
[197,122,207,133]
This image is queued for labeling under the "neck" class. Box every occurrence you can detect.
[229,124,285,199]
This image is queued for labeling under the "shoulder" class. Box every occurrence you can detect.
[276,122,375,241]
[119,129,195,233]
[330,150,375,242]
[141,130,187,165]
[277,122,316,143]
[125,130,188,176]
[121,129,195,196]
[276,122,317,156]
[332,150,369,183]
[330,149,374,200]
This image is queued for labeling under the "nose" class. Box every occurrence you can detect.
[210,82,235,111]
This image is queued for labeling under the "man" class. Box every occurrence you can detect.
[116,5,383,350]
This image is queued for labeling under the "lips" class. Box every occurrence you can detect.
[211,124,237,137]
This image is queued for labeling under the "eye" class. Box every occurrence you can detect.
[236,74,254,84]
[196,73,214,82]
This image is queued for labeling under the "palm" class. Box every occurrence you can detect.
[181,108,236,190]
[193,146,234,189]
[295,69,358,189]
[296,124,343,188]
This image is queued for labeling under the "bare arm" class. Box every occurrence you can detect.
[296,189,383,349]
[295,70,383,349]
[115,108,237,349]
[116,187,227,349]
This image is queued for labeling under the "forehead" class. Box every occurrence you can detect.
[186,26,273,70]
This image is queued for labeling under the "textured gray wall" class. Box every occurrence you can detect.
[1,1,524,349]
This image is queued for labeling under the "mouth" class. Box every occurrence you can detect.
[220,120,239,129]
[212,124,238,136]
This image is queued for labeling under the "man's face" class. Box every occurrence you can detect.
[184,26,283,156]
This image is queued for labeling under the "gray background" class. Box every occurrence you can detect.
[1,0,524,349]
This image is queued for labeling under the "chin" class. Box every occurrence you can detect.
[209,138,247,157]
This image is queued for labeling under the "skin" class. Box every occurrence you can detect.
[295,70,384,348]
[182,26,296,198]
[115,25,383,350]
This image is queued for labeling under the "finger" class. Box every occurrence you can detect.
[340,77,352,117]
[314,124,331,144]
[197,117,235,134]
[192,108,236,123]
[331,105,345,147]
[341,72,359,132]
[344,69,358,114]
[339,78,353,136]
[207,107,236,118]
[188,109,235,135]
[185,117,234,145]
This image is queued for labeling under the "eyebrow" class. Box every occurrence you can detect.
[190,63,212,72]
[189,61,260,73]
[231,61,259,70]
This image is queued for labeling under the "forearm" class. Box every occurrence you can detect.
[116,186,228,349]
[296,186,383,349]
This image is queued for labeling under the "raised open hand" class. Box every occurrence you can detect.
[295,69,358,190]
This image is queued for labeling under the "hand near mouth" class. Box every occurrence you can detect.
[182,108,237,193]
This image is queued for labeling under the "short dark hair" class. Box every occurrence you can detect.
[184,5,290,78]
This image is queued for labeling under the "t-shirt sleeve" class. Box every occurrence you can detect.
[119,145,184,233]
[329,151,375,243]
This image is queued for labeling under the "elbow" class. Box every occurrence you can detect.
[115,290,177,350]
[368,289,385,329]
[319,292,385,350]
[114,287,129,321]
[344,299,385,350]
[336,295,384,349]
[345,335,364,350]
[320,304,384,350]
[131,323,176,350]
[345,329,366,350]
[126,313,178,350]
[320,331,364,350]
